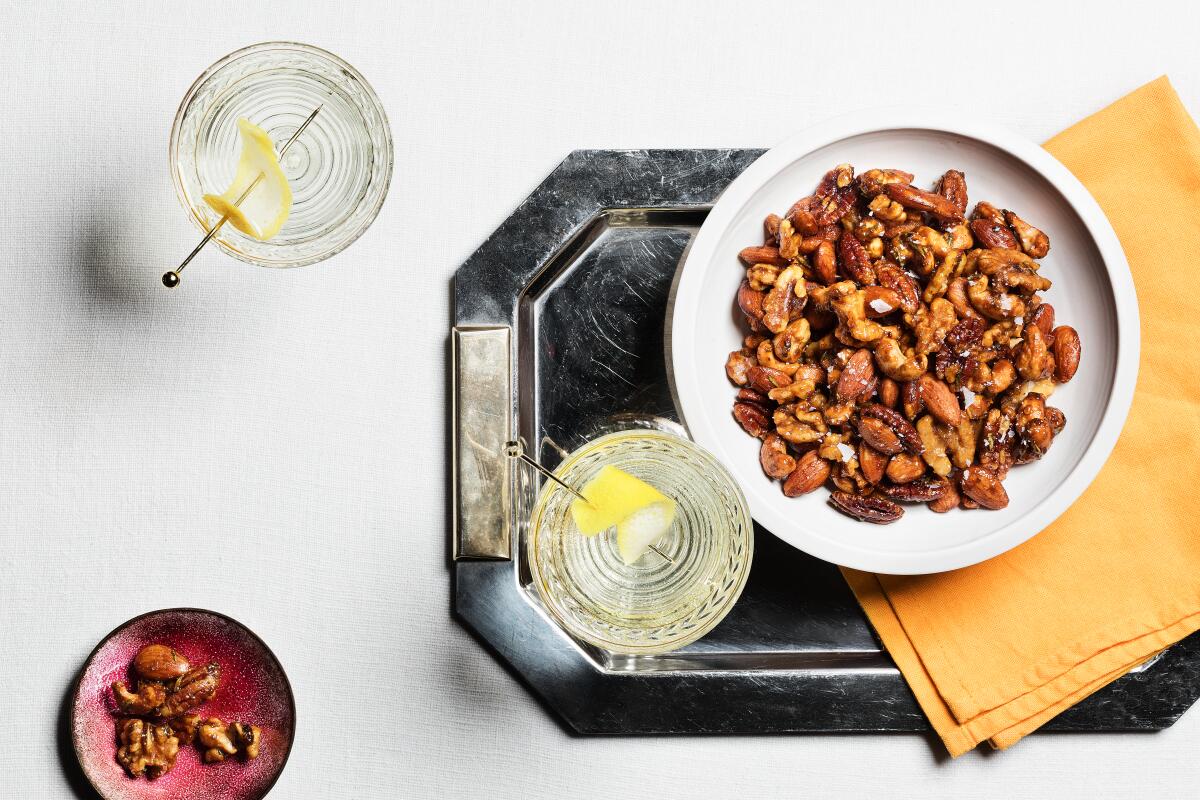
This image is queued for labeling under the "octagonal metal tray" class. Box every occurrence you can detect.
[450,149,1200,734]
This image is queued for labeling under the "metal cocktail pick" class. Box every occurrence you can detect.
[504,440,675,564]
[162,105,323,288]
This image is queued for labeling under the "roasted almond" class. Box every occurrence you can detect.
[928,479,962,513]
[919,375,962,427]
[782,451,831,496]
[737,279,764,322]
[1051,325,1081,383]
[738,245,788,267]
[883,183,965,224]
[133,644,190,682]
[969,218,1018,250]
[862,286,904,318]
[747,365,792,395]
[878,377,899,409]
[1030,302,1055,339]
[858,416,902,455]
[812,240,838,284]
[960,466,1009,510]
[835,349,875,403]
[858,442,888,484]
[885,452,926,484]
[901,380,924,420]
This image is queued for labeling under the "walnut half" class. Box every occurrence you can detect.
[116,719,180,779]
[197,717,263,763]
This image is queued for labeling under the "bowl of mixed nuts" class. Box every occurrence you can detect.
[669,113,1138,574]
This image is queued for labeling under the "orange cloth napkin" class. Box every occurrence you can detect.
[842,76,1200,757]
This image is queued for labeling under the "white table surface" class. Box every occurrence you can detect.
[2,0,1196,796]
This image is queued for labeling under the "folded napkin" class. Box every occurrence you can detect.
[842,76,1200,756]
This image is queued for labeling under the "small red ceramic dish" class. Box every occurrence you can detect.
[72,609,295,800]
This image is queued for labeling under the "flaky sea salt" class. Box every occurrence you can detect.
[836,442,855,462]
[869,298,894,314]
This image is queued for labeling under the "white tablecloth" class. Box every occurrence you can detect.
[1,0,1196,796]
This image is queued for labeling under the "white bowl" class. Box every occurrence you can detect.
[669,112,1139,575]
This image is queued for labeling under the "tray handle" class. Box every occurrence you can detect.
[452,326,512,560]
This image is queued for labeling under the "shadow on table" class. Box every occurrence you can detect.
[58,669,102,800]
[71,213,160,310]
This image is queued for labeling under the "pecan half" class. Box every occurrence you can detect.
[837,233,875,285]
[160,663,220,718]
[936,170,968,215]
[944,315,985,352]
[733,402,770,438]
[875,262,920,314]
[812,165,858,226]
[878,476,949,503]
[735,388,772,415]
[829,491,904,524]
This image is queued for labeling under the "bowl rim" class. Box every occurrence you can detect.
[669,110,1140,574]
[70,607,297,800]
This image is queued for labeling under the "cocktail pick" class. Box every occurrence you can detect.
[504,440,675,564]
[162,105,323,288]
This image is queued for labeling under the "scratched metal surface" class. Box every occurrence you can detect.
[450,149,1200,734]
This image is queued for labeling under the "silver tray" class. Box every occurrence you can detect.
[450,149,1200,734]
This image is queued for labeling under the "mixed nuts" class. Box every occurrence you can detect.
[112,643,262,779]
[726,164,1081,523]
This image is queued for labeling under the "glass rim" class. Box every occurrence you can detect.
[526,429,755,656]
[168,40,394,269]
